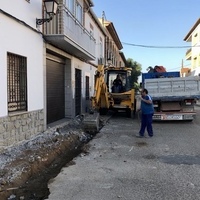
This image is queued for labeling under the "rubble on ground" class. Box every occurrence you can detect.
[0,115,97,199]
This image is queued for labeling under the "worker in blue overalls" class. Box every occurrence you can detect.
[136,88,154,138]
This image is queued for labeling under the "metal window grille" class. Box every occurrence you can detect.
[7,53,27,112]
[85,76,89,100]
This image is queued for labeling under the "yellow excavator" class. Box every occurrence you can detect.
[82,64,136,133]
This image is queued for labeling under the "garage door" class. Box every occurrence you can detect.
[47,59,65,124]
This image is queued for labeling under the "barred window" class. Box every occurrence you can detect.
[85,76,89,100]
[7,53,27,113]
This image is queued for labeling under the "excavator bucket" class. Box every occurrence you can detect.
[82,112,100,134]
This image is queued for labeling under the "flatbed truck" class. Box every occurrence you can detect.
[142,72,200,121]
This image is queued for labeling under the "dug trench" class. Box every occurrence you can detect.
[0,115,107,200]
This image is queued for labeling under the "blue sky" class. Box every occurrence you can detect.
[92,0,200,73]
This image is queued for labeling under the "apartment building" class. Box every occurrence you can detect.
[183,18,200,76]
[43,0,106,123]
[98,17,126,67]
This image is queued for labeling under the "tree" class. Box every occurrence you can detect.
[126,58,142,91]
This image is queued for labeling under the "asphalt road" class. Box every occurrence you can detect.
[46,106,200,200]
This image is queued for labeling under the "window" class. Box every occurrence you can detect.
[66,0,75,14]
[7,53,27,112]
[193,33,198,45]
[90,23,94,37]
[85,76,89,100]
[199,54,200,66]
[76,3,83,23]
[193,57,197,69]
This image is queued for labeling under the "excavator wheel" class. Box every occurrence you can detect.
[99,108,108,115]
[126,108,135,118]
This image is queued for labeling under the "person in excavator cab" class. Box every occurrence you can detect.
[112,74,123,93]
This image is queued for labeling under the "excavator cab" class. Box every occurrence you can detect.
[105,67,135,117]
[106,68,132,93]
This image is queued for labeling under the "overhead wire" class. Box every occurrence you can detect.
[122,42,200,49]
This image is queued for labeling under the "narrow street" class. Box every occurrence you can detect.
[46,106,200,200]
[2,2,200,200]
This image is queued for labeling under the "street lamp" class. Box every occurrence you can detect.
[36,0,58,26]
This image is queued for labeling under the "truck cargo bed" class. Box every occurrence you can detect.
[145,76,200,100]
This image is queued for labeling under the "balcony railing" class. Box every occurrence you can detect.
[44,5,96,60]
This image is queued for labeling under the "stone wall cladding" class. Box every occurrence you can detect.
[0,110,44,151]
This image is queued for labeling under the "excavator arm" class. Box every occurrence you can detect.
[90,65,110,112]
[82,65,111,134]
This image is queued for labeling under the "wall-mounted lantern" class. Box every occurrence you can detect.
[36,0,58,26]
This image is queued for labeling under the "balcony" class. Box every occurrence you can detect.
[44,5,96,61]
[185,48,192,60]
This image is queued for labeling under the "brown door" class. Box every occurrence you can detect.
[75,69,81,116]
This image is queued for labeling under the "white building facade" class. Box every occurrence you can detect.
[0,0,45,148]
[184,18,200,76]
[43,0,106,123]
